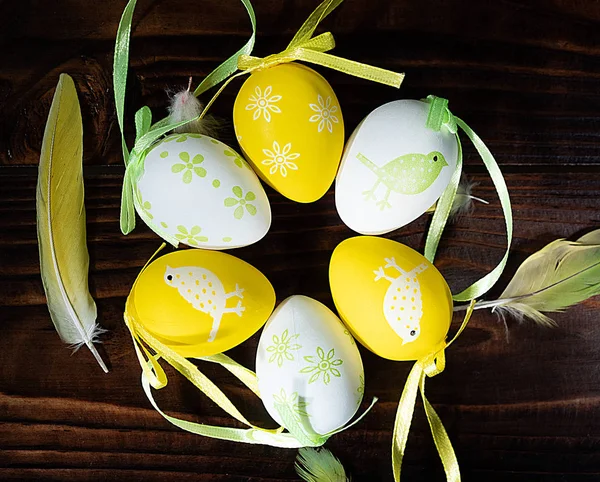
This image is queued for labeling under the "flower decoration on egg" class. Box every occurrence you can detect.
[135,186,154,220]
[357,375,365,405]
[246,86,282,122]
[262,141,300,177]
[223,149,245,169]
[141,200,153,219]
[171,152,207,184]
[266,329,301,367]
[309,95,339,133]
[224,186,258,219]
[272,388,310,422]
[300,346,343,385]
[174,225,208,246]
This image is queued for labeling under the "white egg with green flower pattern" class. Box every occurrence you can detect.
[256,295,364,435]
[136,133,271,249]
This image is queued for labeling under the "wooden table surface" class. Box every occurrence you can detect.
[2,0,600,480]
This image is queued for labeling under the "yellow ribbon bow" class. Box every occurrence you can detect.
[393,300,476,482]
[237,0,404,88]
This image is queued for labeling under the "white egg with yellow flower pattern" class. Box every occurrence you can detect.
[233,63,345,203]
[135,133,271,249]
[256,295,364,435]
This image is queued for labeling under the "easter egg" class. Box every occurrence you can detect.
[127,249,276,357]
[335,100,458,235]
[136,133,271,249]
[233,63,344,203]
[256,295,364,435]
[329,236,453,361]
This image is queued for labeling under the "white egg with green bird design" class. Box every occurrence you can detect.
[335,100,458,235]
[135,133,271,249]
[256,295,364,436]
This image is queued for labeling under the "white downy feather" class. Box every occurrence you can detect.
[36,74,108,373]
[168,82,222,136]
[426,176,488,216]
[450,177,488,216]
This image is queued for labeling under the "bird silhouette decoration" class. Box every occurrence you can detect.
[357,151,448,210]
[164,266,245,342]
[374,257,429,344]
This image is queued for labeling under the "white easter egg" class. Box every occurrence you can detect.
[335,100,458,235]
[136,133,271,249]
[256,295,364,435]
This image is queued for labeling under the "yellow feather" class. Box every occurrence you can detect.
[36,74,108,373]
[466,230,600,326]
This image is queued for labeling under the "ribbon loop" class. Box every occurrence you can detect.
[393,301,475,482]
[423,95,511,301]
[425,95,457,134]
[236,1,403,88]
[123,249,378,449]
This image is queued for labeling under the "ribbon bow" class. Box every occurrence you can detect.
[425,95,458,134]
[238,30,404,88]
[393,300,476,482]
[119,107,185,246]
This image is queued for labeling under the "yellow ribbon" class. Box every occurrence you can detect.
[122,243,379,449]
[237,0,404,88]
[393,300,476,482]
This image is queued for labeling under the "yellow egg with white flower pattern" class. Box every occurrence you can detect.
[233,63,344,203]
[329,236,453,361]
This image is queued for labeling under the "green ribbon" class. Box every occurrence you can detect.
[114,0,403,243]
[194,0,257,97]
[423,96,513,302]
[113,0,258,242]
[138,351,377,448]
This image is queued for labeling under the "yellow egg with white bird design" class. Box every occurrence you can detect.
[329,236,453,361]
[233,63,345,203]
[126,249,276,357]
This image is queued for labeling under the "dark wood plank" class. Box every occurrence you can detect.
[2,0,600,167]
[2,171,600,480]
[2,0,600,480]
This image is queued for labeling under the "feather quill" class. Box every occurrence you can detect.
[450,177,488,216]
[470,230,600,326]
[426,176,488,217]
[295,447,350,482]
[36,74,108,373]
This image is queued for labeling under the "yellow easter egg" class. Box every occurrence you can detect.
[329,236,453,361]
[127,249,276,357]
[233,63,344,203]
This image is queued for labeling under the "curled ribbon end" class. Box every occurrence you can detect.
[393,73,406,89]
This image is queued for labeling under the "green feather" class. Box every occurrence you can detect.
[295,447,349,482]
[489,230,600,326]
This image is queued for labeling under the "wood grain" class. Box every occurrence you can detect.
[1,0,600,480]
